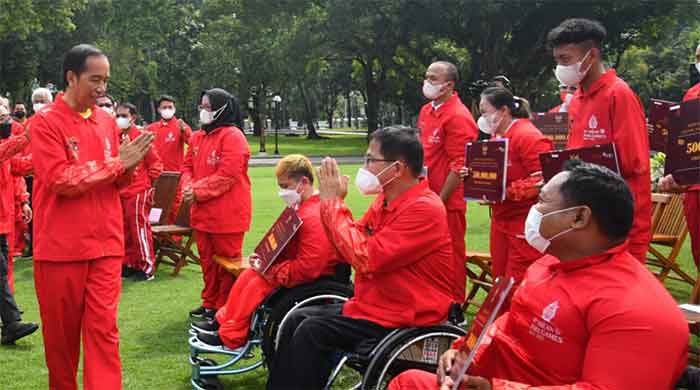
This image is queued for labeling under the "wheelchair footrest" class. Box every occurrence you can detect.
[189,336,245,356]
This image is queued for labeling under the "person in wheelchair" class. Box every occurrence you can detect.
[192,154,345,350]
[266,127,463,390]
[389,161,688,390]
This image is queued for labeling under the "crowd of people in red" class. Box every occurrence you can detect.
[0,17,697,390]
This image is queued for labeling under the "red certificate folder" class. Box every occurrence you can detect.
[539,143,620,182]
[532,112,569,150]
[253,207,303,274]
[665,100,700,185]
[464,139,509,202]
[449,277,515,390]
[648,98,677,153]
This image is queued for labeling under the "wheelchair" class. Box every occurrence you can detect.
[188,264,353,390]
[324,303,467,390]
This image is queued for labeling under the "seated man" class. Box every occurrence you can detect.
[193,154,344,349]
[389,161,689,390]
[266,127,460,390]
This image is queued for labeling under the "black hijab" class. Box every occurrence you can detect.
[200,88,244,134]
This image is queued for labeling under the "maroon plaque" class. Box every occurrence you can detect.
[665,100,700,185]
[539,143,620,182]
[464,139,508,202]
[253,207,304,274]
[532,112,569,150]
[648,98,677,152]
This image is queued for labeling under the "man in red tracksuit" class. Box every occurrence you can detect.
[267,127,459,390]
[389,162,688,390]
[183,88,251,320]
[548,19,651,263]
[116,103,163,281]
[657,82,700,268]
[31,44,154,390]
[417,61,478,303]
[192,154,343,349]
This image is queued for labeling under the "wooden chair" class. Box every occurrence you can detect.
[152,200,200,276]
[150,171,181,226]
[647,193,691,285]
[462,251,494,314]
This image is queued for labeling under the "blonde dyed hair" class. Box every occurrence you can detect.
[275,154,314,184]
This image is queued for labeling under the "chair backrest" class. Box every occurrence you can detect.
[654,194,687,238]
[174,199,192,227]
[152,171,181,225]
[650,193,672,233]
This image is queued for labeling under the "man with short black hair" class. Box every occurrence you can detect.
[389,162,688,390]
[12,103,27,125]
[31,43,154,389]
[146,94,192,172]
[547,18,651,263]
[267,126,459,389]
[417,61,478,303]
[96,94,116,117]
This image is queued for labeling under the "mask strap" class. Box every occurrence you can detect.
[578,49,593,75]
[542,206,583,241]
[212,102,228,121]
[377,161,400,187]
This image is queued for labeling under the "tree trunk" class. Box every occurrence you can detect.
[299,82,321,139]
[365,77,380,135]
[346,91,352,128]
[327,109,334,129]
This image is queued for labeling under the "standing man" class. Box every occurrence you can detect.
[116,103,163,281]
[31,44,154,390]
[12,102,28,126]
[548,18,652,262]
[147,94,192,172]
[417,61,478,302]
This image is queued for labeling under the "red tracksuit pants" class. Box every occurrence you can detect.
[388,369,438,389]
[447,209,467,303]
[195,231,244,310]
[215,268,275,349]
[34,256,122,390]
[490,222,542,285]
[686,190,700,268]
[121,190,155,275]
[13,219,27,257]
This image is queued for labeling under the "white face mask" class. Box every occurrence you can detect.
[278,183,301,207]
[554,49,592,87]
[33,103,46,113]
[524,206,580,253]
[422,80,445,101]
[477,112,501,135]
[116,117,131,129]
[355,161,398,196]
[199,103,227,126]
[160,108,175,120]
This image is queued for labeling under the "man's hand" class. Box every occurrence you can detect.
[182,185,195,204]
[119,132,154,170]
[21,203,32,224]
[437,349,459,385]
[178,119,187,134]
[458,166,471,179]
[657,174,688,193]
[317,157,349,200]
[440,375,491,390]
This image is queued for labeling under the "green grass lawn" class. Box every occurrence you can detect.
[1,164,695,389]
[246,134,368,157]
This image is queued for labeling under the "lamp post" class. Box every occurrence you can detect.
[249,95,265,154]
[272,95,282,155]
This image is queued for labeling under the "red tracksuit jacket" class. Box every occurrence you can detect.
[319,180,457,328]
[182,126,251,234]
[417,93,479,211]
[146,118,192,172]
[119,126,163,199]
[491,119,552,235]
[31,94,129,261]
[566,70,651,262]
[454,243,688,389]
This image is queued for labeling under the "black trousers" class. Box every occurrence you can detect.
[266,303,391,390]
[0,234,21,326]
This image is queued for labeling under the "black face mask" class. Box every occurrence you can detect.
[13,111,26,119]
[0,122,12,139]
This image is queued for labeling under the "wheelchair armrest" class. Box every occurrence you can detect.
[448,302,465,325]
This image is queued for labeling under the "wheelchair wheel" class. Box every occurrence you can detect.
[361,324,465,389]
[195,376,224,390]
[197,358,218,367]
[261,279,353,366]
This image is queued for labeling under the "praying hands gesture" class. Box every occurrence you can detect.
[317,157,349,201]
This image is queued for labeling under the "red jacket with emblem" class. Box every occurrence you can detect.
[146,117,192,172]
[417,93,479,211]
[182,126,251,233]
[119,126,163,199]
[31,93,129,261]
[452,244,687,389]
[319,180,458,328]
[566,70,651,261]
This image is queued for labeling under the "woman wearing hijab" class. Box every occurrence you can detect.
[183,88,251,319]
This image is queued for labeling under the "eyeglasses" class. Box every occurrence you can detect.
[364,156,395,165]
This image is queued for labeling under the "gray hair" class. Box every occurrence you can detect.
[433,61,459,83]
[32,87,53,103]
